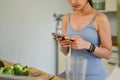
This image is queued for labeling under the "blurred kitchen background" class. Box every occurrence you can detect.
[0,0,119,78]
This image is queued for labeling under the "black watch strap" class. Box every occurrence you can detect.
[88,43,96,53]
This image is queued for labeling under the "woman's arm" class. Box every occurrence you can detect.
[59,15,70,55]
[93,13,112,60]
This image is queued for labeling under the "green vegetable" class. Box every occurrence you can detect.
[4,65,15,75]
[0,67,5,74]
[22,66,29,76]
[0,61,4,68]
[14,63,23,75]
[0,62,30,76]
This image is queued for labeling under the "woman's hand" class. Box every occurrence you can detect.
[56,36,72,55]
[70,36,90,50]
[56,37,72,48]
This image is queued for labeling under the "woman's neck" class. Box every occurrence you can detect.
[74,3,96,16]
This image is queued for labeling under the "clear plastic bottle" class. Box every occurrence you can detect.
[66,56,87,80]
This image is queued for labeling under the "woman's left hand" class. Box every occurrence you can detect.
[70,36,90,50]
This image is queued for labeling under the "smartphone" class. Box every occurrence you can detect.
[52,33,65,40]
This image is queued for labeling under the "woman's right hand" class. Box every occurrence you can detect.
[56,37,72,48]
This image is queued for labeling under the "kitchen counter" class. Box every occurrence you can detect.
[0,59,65,80]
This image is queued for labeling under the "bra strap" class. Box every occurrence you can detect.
[90,12,100,24]
[68,14,70,24]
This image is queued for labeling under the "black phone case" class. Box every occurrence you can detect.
[52,33,65,40]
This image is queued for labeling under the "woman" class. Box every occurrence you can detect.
[56,0,112,80]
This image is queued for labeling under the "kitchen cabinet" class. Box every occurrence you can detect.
[105,0,117,12]
[93,0,117,12]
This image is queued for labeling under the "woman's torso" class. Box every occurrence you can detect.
[66,12,107,80]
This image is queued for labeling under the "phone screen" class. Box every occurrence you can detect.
[52,33,65,39]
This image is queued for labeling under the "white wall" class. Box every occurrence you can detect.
[0,0,71,75]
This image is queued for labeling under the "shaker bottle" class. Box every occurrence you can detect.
[66,56,87,80]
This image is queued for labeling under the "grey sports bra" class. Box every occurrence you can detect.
[66,12,100,46]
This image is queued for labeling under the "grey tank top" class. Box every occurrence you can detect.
[66,12,107,79]
[66,13,100,46]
